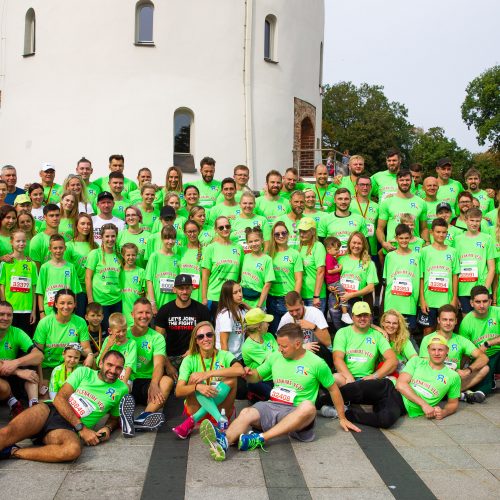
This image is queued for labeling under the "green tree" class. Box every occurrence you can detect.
[461,65,500,151]
[409,127,472,179]
[322,82,415,174]
[470,150,500,189]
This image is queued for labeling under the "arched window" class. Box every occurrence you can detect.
[135,1,154,45]
[23,8,36,56]
[264,15,277,62]
[173,108,196,172]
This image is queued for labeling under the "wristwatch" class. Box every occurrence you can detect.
[484,341,490,348]
[74,422,84,432]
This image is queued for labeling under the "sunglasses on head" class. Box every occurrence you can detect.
[196,332,215,341]
[217,224,231,231]
[274,231,288,237]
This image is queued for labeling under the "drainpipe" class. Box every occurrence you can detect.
[243,0,254,188]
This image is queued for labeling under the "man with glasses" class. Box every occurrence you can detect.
[332,155,367,196]
[216,165,251,204]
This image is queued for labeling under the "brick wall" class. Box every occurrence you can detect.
[293,97,316,177]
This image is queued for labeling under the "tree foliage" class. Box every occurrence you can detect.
[470,150,500,189]
[461,65,500,151]
[322,82,415,174]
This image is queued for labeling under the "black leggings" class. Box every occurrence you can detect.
[340,379,406,429]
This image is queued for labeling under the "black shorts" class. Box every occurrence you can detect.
[2,374,28,400]
[131,378,152,405]
[31,403,75,445]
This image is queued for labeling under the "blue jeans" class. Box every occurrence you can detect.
[266,296,288,334]
[403,314,417,331]
[459,296,473,314]
[303,298,326,313]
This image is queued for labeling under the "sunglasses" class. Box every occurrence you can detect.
[196,332,215,341]
[217,224,231,231]
[274,231,288,238]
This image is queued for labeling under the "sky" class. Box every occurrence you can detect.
[324,0,500,152]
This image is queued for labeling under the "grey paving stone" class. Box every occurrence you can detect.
[464,444,500,469]
[382,422,456,447]
[0,471,68,500]
[309,487,394,499]
[441,424,500,445]
[185,486,269,500]
[472,407,500,425]
[489,469,500,481]
[396,445,482,471]
[434,407,493,426]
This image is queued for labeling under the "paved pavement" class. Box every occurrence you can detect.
[1,394,499,500]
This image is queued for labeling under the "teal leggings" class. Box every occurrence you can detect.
[192,382,231,423]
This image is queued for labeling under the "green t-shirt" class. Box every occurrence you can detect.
[49,363,80,399]
[333,326,392,379]
[300,241,327,300]
[0,259,38,313]
[208,203,241,226]
[0,326,33,360]
[455,232,495,296]
[0,234,12,257]
[145,252,179,308]
[371,170,398,202]
[94,176,138,197]
[269,248,303,296]
[230,214,272,252]
[383,251,421,315]
[178,350,236,385]
[215,189,247,205]
[153,189,186,211]
[257,350,335,406]
[240,253,275,307]
[36,261,82,315]
[429,224,463,248]
[484,208,498,227]
[379,195,427,242]
[127,327,166,379]
[136,207,160,232]
[436,179,463,216]
[86,249,122,306]
[34,314,90,368]
[242,333,278,376]
[120,267,146,326]
[59,218,75,242]
[275,215,303,249]
[97,338,138,379]
[303,184,336,212]
[43,184,62,204]
[420,245,460,308]
[201,242,243,301]
[302,210,330,232]
[401,356,461,418]
[390,339,417,367]
[424,199,440,229]
[117,230,151,269]
[65,241,93,287]
[317,212,368,254]
[29,232,52,266]
[459,307,500,357]
[65,366,128,428]
[188,179,222,208]
[179,247,203,302]
[338,255,379,294]
[111,197,130,221]
[255,196,291,227]
[419,333,476,371]
[349,199,379,255]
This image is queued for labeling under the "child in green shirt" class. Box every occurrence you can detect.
[85,302,105,354]
[120,243,145,326]
[48,343,82,399]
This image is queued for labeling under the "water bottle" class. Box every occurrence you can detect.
[218,409,228,432]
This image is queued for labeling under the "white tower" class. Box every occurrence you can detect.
[0,0,324,187]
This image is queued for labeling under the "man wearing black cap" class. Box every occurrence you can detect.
[155,274,211,380]
[92,191,125,245]
[435,157,464,216]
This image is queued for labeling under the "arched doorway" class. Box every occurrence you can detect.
[299,117,315,176]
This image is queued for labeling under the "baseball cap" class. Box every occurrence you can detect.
[245,308,274,326]
[297,217,316,231]
[14,193,31,205]
[352,302,371,316]
[41,162,56,172]
[428,334,449,347]
[436,202,452,213]
[97,191,114,202]
[436,157,452,168]
[174,274,193,287]
[64,343,83,352]
[160,205,176,219]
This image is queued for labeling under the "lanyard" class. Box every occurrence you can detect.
[89,327,102,352]
[355,196,370,219]
[200,351,216,386]
[315,185,327,210]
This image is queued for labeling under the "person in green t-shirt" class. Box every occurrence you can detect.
[153,166,185,211]
[275,190,306,249]
[186,157,221,208]
[120,243,145,326]
[58,191,79,241]
[370,148,402,202]
[94,154,138,197]
[303,164,336,212]
[419,304,489,403]
[432,202,463,248]
[208,177,241,225]
[0,350,128,462]
[254,170,291,227]
[36,234,82,317]
[464,168,494,213]
[435,157,463,215]
[118,206,151,269]
[459,286,500,396]
[214,165,251,205]
[199,323,359,461]
[29,203,61,271]
[172,321,245,440]
[179,220,204,303]
[303,188,330,230]
[48,343,82,399]
[135,183,159,232]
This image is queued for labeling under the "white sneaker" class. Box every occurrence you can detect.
[341,313,353,324]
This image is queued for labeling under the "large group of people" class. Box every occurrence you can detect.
[0,150,498,463]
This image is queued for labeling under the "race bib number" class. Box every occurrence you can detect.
[10,276,31,293]
[47,290,57,307]
[185,274,200,289]
[339,244,348,257]
[240,241,251,254]
[159,278,174,293]
[347,355,368,363]
[69,394,94,418]
[270,387,296,406]
[391,278,412,297]
[428,273,449,293]
[459,261,478,282]
[366,223,375,237]
[341,277,360,293]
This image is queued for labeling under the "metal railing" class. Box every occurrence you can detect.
[292,147,348,178]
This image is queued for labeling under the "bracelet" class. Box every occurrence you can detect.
[194,383,198,392]
[313,295,320,299]
[104,424,113,434]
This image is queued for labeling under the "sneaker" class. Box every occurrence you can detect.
[320,405,339,418]
[341,313,353,325]
[172,416,195,439]
[0,444,20,460]
[119,394,136,438]
[135,412,165,431]
[10,401,24,418]
[199,419,228,461]
[238,432,265,452]
[464,390,486,404]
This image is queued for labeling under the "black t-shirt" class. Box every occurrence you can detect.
[155,299,211,356]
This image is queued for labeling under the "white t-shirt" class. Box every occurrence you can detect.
[215,308,246,360]
[78,201,95,215]
[91,215,125,245]
[31,206,44,224]
[277,306,328,343]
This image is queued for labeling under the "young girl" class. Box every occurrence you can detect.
[324,236,352,324]
[28,183,45,230]
[120,243,146,326]
[0,205,17,262]
[118,206,151,268]
[240,227,274,308]
[58,191,79,241]
[173,321,244,441]
[85,223,122,332]
[48,343,82,399]
[189,206,214,247]
[179,220,203,302]
[0,230,38,335]
[145,225,180,315]
[214,280,249,362]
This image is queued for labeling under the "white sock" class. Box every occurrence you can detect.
[7,396,18,408]
[29,398,39,407]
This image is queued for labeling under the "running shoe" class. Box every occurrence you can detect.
[238,432,265,452]
[172,416,195,439]
[341,313,353,325]
[119,394,136,438]
[320,405,339,418]
[464,390,486,404]
[0,444,20,459]
[134,412,165,431]
[199,419,228,461]
[10,401,24,418]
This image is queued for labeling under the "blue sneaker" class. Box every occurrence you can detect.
[119,394,136,438]
[0,444,20,459]
[238,432,265,452]
[199,420,228,461]
[134,412,165,431]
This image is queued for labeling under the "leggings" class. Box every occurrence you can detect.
[192,381,231,423]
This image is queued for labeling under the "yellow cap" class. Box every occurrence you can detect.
[428,334,449,347]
